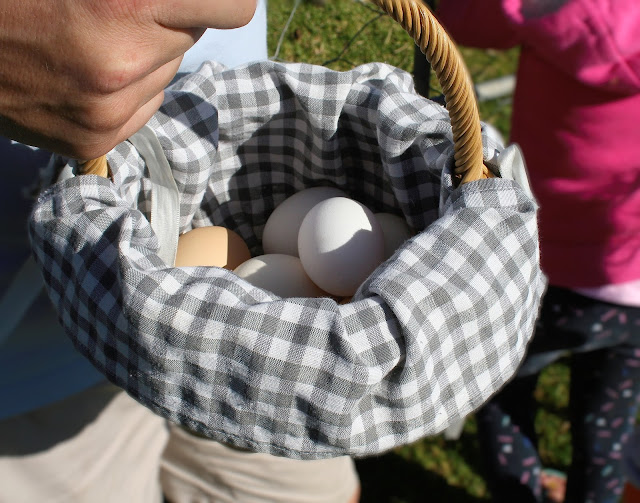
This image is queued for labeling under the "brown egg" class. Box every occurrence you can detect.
[175,226,251,269]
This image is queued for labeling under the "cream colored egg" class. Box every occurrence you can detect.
[262,186,347,257]
[233,254,328,298]
[175,226,251,269]
[298,197,384,297]
[374,212,415,260]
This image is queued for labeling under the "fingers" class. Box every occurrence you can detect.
[0,0,250,160]
[80,27,203,92]
[5,55,183,160]
[77,91,166,160]
[73,55,184,160]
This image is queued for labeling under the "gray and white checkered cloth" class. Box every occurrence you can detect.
[28,60,545,459]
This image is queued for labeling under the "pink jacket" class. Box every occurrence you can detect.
[437,0,640,288]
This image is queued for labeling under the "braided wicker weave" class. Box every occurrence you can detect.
[79,155,109,177]
[370,0,488,183]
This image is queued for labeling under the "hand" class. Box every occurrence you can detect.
[0,0,257,160]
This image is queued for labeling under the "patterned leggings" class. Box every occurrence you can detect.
[476,286,640,503]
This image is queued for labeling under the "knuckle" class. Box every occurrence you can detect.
[72,143,109,162]
[83,61,139,95]
[80,100,132,134]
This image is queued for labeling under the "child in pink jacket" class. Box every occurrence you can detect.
[437,1,640,502]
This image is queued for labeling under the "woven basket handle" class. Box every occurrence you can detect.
[81,2,487,184]
[79,156,109,177]
[370,0,489,184]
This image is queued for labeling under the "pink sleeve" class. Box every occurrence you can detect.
[435,0,520,49]
[501,0,640,95]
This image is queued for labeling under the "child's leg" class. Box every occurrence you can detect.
[625,482,640,503]
[623,428,640,502]
[0,383,169,503]
[160,422,360,503]
[566,345,640,503]
[476,372,544,503]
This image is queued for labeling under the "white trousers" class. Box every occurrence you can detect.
[0,383,360,503]
[161,423,360,503]
[0,383,168,503]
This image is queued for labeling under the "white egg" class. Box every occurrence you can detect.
[298,197,384,297]
[233,254,328,298]
[374,212,414,260]
[262,186,347,257]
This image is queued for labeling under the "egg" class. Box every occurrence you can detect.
[175,226,251,269]
[374,212,415,260]
[298,197,384,297]
[262,186,347,257]
[234,254,328,298]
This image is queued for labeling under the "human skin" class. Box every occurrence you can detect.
[0,0,257,160]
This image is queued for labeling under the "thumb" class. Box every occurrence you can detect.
[154,0,258,29]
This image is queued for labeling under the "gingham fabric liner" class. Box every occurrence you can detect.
[29,60,545,459]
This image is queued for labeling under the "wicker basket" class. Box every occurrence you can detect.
[30,0,544,459]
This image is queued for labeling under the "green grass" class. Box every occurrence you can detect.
[266,1,570,499]
[267,0,520,137]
